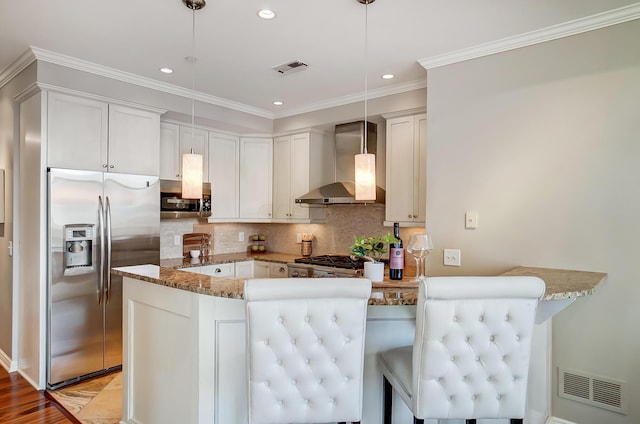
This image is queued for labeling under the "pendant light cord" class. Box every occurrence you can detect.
[191,4,196,143]
[363,1,368,155]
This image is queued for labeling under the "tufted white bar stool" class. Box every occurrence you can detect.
[379,276,545,424]
[244,278,372,424]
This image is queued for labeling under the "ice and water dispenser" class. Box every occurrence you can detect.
[63,224,95,276]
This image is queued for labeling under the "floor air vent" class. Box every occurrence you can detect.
[559,367,627,414]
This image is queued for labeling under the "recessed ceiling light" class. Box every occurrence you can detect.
[381,74,395,80]
[273,101,283,106]
[159,67,174,74]
[257,9,276,19]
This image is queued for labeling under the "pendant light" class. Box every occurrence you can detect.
[181,0,205,199]
[354,0,376,201]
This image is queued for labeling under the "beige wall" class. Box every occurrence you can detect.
[0,62,38,369]
[426,19,640,424]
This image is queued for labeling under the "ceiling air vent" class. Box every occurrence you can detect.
[272,60,308,75]
[559,367,627,414]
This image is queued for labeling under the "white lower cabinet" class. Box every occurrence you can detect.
[180,263,234,278]
[234,261,253,279]
[252,261,271,278]
[269,263,288,278]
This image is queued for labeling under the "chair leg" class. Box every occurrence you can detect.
[510,420,523,424]
[466,420,477,424]
[383,376,393,424]
[413,417,424,424]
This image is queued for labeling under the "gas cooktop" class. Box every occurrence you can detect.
[294,255,366,270]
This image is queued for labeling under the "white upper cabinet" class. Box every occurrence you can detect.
[47,91,160,175]
[159,123,210,182]
[272,131,331,223]
[209,131,239,220]
[108,104,160,175]
[159,122,180,179]
[239,137,272,220]
[385,113,427,226]
[47,92,108,171]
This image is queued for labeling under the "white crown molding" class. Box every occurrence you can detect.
[419,2,640,70]
[0,49,37,90]
[273,79,427,119]
[27,47,274,119]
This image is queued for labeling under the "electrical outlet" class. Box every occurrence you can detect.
[174,235,181,246]
[444,249,461,266]
[296,233,302,243]
[238,231,245,242]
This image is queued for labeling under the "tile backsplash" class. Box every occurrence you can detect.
[160,204,424,259]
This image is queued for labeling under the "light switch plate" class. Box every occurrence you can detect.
[465,210,478,229]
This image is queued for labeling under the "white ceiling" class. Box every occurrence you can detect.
[1,0,638,118]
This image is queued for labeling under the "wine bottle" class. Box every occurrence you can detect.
[389,222,404,280]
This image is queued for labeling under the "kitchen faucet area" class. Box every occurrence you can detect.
[1,2,638,424]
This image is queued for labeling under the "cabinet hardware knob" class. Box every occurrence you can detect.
[408,214,412,218]
[103,164,108,168]
[109,164,114,169]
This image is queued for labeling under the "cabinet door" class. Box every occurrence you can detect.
[200,263,234,278]
[413,114,427,223]
[269,263,288,278]
[289,133,311,220]
[239,138,272,219]
[253,261,270,278]
[180,126,209,182]
[108,104,160,175]
[47,92,108,171]
[272,136,292,219]
[209,132,240,219]
[234,261,253,278]
[386,116,416,223]
[160,123,180,180]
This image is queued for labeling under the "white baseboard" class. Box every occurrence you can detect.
[0,348,17,372]
[546,417,577,424]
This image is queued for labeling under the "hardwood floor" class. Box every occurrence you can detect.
[0,366,77,424]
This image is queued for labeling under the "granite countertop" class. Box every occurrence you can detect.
[114,255,607,306]
[160,252,299,269]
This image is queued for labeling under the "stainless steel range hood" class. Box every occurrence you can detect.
[295,121,385,205]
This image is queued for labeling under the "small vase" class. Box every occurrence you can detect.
[364,261,384,283]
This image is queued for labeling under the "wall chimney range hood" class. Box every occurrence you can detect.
[295,121,385,205]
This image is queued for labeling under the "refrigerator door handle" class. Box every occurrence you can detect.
[98,195,105,306]
[106,196,112,304]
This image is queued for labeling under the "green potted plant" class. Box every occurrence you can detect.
[350,233,399,282]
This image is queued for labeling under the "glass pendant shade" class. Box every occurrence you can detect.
[181,151,203,199]
[354,152,376,201]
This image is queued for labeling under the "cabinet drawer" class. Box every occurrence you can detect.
[269,263,288,278]
[199,263,235,278]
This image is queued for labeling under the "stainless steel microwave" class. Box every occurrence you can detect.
[160,179,212,219]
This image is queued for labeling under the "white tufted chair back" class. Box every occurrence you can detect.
[244,278,372,424]
[413,276,545,419]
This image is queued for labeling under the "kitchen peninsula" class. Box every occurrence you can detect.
[114,260,605,424]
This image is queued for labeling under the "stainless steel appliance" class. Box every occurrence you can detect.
[295,121,385,204]
[47,168,160,389]
[160,179,211,219]
[287,255,365,278]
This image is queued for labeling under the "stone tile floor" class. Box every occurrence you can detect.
[48,372,121,424]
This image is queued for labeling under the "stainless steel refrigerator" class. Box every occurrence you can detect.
[47,168,160,389]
